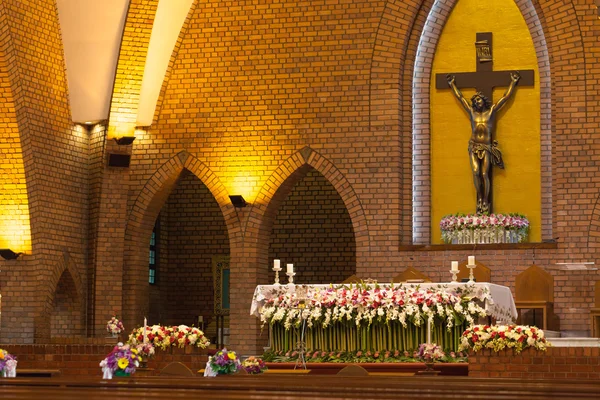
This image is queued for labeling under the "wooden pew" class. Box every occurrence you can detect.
[1,374,599,399]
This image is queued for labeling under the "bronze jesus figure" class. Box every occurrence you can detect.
[446,71,520,214]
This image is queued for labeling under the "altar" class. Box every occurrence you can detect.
[251,282,517,353]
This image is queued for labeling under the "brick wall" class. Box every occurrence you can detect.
[268,168,356,284]
[0,0,88,343]
[0,343,208,377]
[0,0,599,356]
[469,347,600,380]
[50,271,83,337]
[155,169,229,327]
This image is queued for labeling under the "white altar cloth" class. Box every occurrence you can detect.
[251,282,517,323]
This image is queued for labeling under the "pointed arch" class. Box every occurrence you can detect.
[122,151,237,327]
[411,0,553,243]
[230,147,369,353]
[248,147,370,258]
[43,252,85,339]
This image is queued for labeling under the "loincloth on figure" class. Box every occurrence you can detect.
[468,139,504,169]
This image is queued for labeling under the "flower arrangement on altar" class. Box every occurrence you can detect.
[440,213,529,244]
[99,343,140,379]
[259,283,489,332]
[106,315,124,336]
[0,348,18,378]
[135,342,155,360]
[127,324,210,351]
[241,356,268,374]
[262,348,468,364]
[204,348,241,376]
[458,325,550,354]
[417,343,445,363]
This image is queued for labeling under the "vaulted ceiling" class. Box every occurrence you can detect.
[56,0,194,125]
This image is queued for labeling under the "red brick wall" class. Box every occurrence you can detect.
[0,0,599,355]
[268,168,356,284]
[0,0,88,343]
[156,170,229,327]
[469,347,600,380]
[51,271,83,338]
[0,343,208,377]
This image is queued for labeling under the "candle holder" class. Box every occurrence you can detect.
[286,271,296,285]
[449,270,458,283]
[273,266,282,285]
[467,263,476,283]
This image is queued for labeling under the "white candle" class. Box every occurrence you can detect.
[273,259,281,269]
[143,317,147,343]
[468,256,475,265]
[427,316,432,344]
[287,263,294,274]
[451,261,459,272]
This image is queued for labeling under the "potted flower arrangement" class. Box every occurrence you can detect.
[134,342,155,368]
[0,348,17,378]
[204,348,241,377]
[417,343,445,372]
[241,356,267,374]
[106,315,124,338]
[459,324,550,354]
[99,343,141,379]
[440,213,530,244]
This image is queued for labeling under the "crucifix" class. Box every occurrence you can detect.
[435,32,535,214]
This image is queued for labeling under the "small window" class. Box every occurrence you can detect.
[149,220,158,284]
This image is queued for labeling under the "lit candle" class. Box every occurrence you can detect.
[287,263,294,274]
[143,317,147,344]
[451,261,459,272]
[468,256,475,265]
[273,259,281,269]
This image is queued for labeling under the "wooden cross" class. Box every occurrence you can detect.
[435,32,534,105]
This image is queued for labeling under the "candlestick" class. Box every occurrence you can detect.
[143,317,147,344]
[273,260,282,285]
[468,255,475,265]
[286,271,296,285]
[287,263,294,274]
[449,269,458,283]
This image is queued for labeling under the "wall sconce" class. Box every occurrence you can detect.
[0,249,22,260]
[229,195,248,208]
[114,136,136,145]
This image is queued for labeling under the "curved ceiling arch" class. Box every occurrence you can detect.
[57,0,193,126]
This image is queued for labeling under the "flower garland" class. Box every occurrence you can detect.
[259,283,489,332]
[440,213,529,244]
[106,315,124,335]
[458,324,550,354]
[0,348,17,377]
[263,348,468,364]
[127,324,210,351]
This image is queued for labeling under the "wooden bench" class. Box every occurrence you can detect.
[0,375,599,399]
[16,369,62,378]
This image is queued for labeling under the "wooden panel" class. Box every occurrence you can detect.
[391,266,431,283]
[456,261,491,283]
